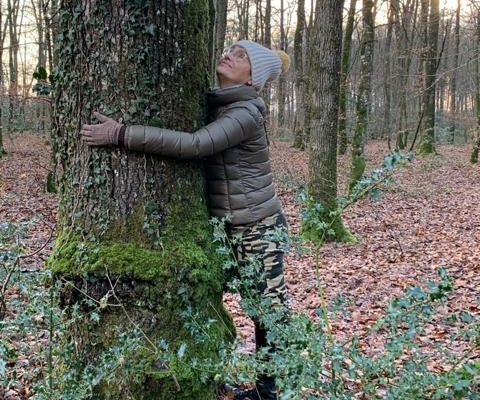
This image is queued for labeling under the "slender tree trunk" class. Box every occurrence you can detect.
[293,0,306,149]
[214,0,228,79]
[349,0,375,194]
[395,0,417,149]
[263,0,272,127]
[32,0,47,134]
[7,0,19,137]
[50,1,233,398]
[264,0,271,47]
[304,0,353,243]
[338,0,357,155]
[0,5,5,157]
[418,0,439,154]
[384,0,394,146]
[45,0,55,71]
[277,0,286,128]
[449,0,460,144]
[471,6,480,163]
[301,0,316,149]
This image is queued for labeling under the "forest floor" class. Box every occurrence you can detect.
[0,133,479,399]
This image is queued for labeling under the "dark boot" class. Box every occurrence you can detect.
[256,375,278,400]
[231,387,261,400]
[225,381,276,400]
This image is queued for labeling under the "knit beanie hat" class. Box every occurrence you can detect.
[235,40,291,92]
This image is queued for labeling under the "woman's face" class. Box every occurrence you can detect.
[216,45,252,88]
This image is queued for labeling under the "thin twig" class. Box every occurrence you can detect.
[20,223,56,259]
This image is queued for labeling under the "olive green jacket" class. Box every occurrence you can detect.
[125,85,281,226]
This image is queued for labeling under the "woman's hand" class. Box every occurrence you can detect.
[80,112,124,146]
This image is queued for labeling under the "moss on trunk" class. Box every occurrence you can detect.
[301,201,356,244]
[416,130,437,155]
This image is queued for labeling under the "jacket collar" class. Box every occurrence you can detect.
[207,84,265,114]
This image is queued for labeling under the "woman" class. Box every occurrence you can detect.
[81,40,290,400]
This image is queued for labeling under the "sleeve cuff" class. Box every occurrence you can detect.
[118,126,126,147]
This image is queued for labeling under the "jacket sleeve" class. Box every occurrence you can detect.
[125,103,262,159]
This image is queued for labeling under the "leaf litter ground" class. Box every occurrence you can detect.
[0,134,478,399]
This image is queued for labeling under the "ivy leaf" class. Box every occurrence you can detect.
[33,66,48,80]
[177,343,187,359]
[0,359,6,376]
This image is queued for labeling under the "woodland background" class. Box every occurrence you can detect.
[0,0,479,399]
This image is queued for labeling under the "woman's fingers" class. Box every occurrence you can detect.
[94,111,111,123]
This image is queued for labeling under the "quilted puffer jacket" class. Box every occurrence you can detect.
[125,84,281,226]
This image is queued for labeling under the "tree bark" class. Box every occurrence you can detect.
[348,0,375,194]
[50,1,233,398]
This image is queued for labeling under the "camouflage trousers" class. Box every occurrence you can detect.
[227,211,289,341]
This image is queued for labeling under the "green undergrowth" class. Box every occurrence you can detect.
[300,200,356,244]
[301,150,414,246]
[1,217,479,399]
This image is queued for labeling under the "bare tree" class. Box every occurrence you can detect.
[7,0,20,136]
[348,0,375,194]
[214,0,229,76]
[384,0,394,145]
[418,0,440,154]
[304,0,354,243]
[0,3,8,156]
[394,0,418,149]
[448,0,461,143]
[471,1,480,162]
[338,0,357,155]
[293,0,306,149]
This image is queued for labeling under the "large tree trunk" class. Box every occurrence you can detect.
[49,1,233,398]
[348,0,375,194]
[338,0,357,155]
[303,0,353,244]
[418,0,439,154]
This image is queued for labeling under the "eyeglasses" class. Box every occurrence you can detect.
[222,47,249,62]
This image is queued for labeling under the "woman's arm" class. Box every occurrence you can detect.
[81,103,262,159]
